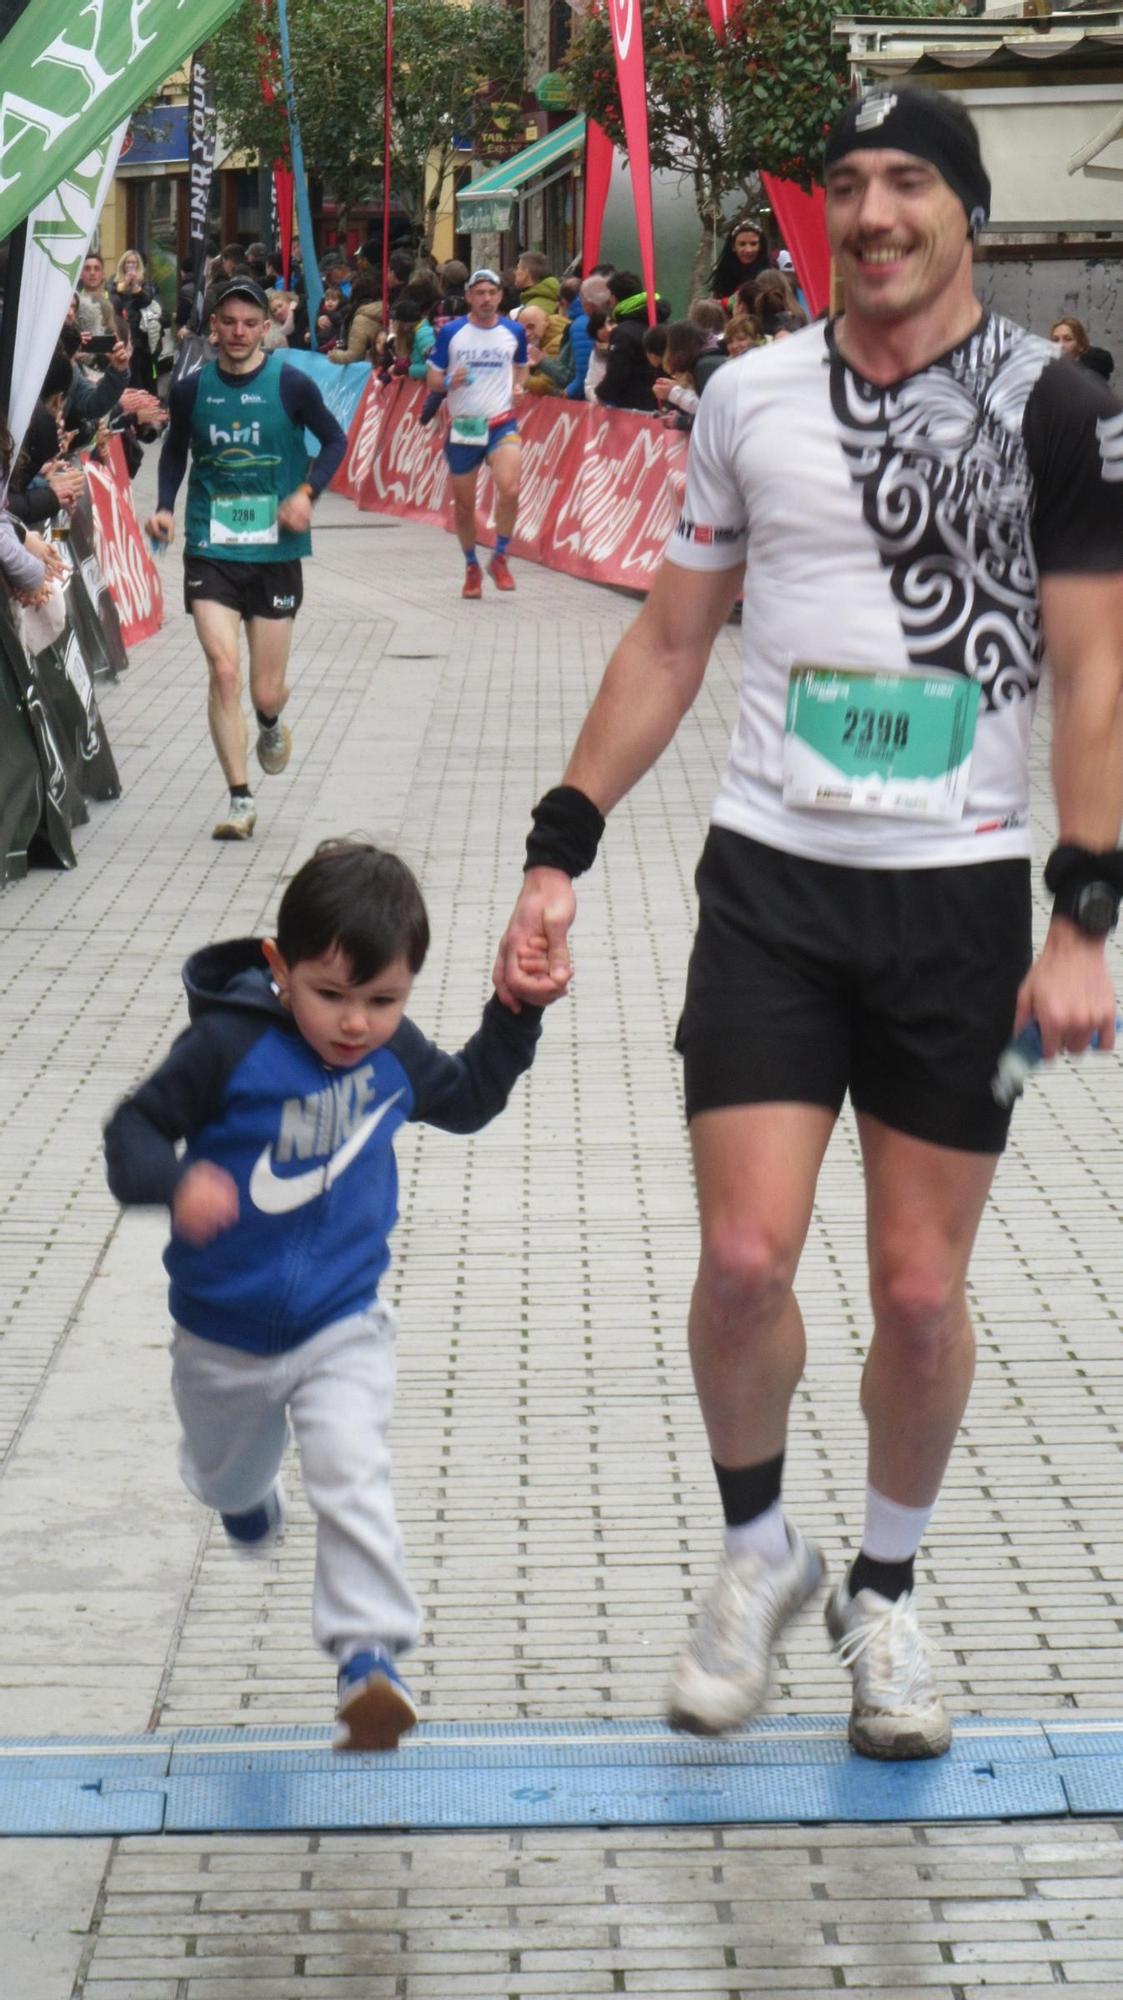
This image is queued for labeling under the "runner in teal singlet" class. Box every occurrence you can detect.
[147,279,346,841]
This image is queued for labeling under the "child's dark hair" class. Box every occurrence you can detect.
[276,840,430,980]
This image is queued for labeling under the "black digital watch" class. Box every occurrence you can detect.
[1044,844,1123,937]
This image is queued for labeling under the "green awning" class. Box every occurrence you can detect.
[457,115,587,235]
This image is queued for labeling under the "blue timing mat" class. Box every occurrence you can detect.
[0,1717,1115,1836]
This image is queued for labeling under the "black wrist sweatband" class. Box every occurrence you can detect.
[524,785,606,878]
[1044,843,1123,900]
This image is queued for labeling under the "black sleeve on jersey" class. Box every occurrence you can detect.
[1024,356,1123,574]
[156,372,200,514]
[278,365,348,495]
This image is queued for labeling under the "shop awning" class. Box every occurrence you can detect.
[457,115,586,235]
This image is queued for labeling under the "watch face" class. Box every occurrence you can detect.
[1077,882,1119,936]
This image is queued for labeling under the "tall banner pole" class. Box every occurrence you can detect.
[188,53,218,329]
[0,0,37,414]
[605,0,658,323]
[381,0,394,312]
[276,0,323,327]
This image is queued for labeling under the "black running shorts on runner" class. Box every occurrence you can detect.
[183,557,303,621]
[677,827,1032,1154]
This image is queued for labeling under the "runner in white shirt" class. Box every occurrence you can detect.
[427,269,529,598]
[493,88,1123,1761]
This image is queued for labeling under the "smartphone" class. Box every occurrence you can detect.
[85,334,116,355]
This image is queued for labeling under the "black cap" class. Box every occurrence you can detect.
[212,277,270,312]
[825,87,991,234]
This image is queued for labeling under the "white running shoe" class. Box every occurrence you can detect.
[825,1583,952,1760]
[667,1526,825,1735]
[256,719,292,775]
[212,793,257,841]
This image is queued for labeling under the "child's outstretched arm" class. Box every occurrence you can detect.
[104,1018,237,1218]
[395,993,544,1135]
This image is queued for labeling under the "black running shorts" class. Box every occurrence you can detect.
[183,556,303,621]
[677,827,1033,1154]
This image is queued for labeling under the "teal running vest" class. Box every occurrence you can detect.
[185,354,312,563]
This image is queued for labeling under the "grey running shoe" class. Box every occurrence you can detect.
[256,718,292,775]
[212,793,257,841]
[825,1583,952,1760]
[668,1526,825,1734]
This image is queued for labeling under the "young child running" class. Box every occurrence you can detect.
[104,840,542,1751]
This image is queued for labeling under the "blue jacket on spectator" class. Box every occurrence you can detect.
[565,310,595,400]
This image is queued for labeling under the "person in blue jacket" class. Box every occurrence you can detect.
[104,839,543,1752]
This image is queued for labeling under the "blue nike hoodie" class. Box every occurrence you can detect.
[104,938,542,1354]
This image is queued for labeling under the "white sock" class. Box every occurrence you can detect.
[861,1485,934,1563]
[724,1498,789,1567]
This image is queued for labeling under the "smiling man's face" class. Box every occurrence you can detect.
[826,148,969,325]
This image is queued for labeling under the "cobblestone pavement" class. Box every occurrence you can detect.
[2,470,1122,1997]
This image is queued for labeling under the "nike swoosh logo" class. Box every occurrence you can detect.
[248,1090,403,1216]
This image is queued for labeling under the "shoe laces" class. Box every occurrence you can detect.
[834,1592,936,1708]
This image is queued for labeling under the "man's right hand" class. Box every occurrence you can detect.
[146,509,174,546]
[173,1161,240,1245]
[492,866,577,1011]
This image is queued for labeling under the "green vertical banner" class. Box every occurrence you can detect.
[0,0,245,240]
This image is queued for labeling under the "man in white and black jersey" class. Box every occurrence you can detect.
[427,270,528,599]
[493,88,1123,1760]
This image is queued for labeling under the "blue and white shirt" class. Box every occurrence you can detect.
[430,316,528,425]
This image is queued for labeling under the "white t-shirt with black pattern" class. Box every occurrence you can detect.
[669,313,1123,868]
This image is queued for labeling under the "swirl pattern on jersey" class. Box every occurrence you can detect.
[830,315,1055,710]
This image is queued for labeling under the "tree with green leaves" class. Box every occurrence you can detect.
[207,0,526,249]
[563,0,949,294]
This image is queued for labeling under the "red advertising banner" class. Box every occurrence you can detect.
[606,0,658,324]
[83,436,165,646]
[339,381,689,593]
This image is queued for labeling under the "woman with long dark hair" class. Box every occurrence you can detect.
[710,219,771,306]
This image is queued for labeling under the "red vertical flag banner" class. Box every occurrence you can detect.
[582,120,614,275]
[606,0,658,323]
[703,0,736,37]
[759,174,831,319]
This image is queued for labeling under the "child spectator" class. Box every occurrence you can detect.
[724,312,765,357]
[103,840,543,1752]
[316,285,345,352]
[652,320,712,432]
[328,275,383,365]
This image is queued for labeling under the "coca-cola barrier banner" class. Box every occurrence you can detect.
[333,379,689,592]
[82,436,165,647]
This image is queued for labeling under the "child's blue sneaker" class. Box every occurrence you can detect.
[221,1481,285,1554]
[335,1649,417,1752]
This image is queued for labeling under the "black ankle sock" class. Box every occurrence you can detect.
[255,708,278,730]
[848,1551,915,1601]
[230,782,252,800]
[712,1452,785,1527]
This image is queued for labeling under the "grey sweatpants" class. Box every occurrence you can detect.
[170,1303,420,1661]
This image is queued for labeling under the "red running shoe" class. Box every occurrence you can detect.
[462,565,483,599]
[488,553,516,591]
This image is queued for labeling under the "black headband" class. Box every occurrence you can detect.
[824,88,991,234]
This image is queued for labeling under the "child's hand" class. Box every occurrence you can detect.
[173,1162,239,1244]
